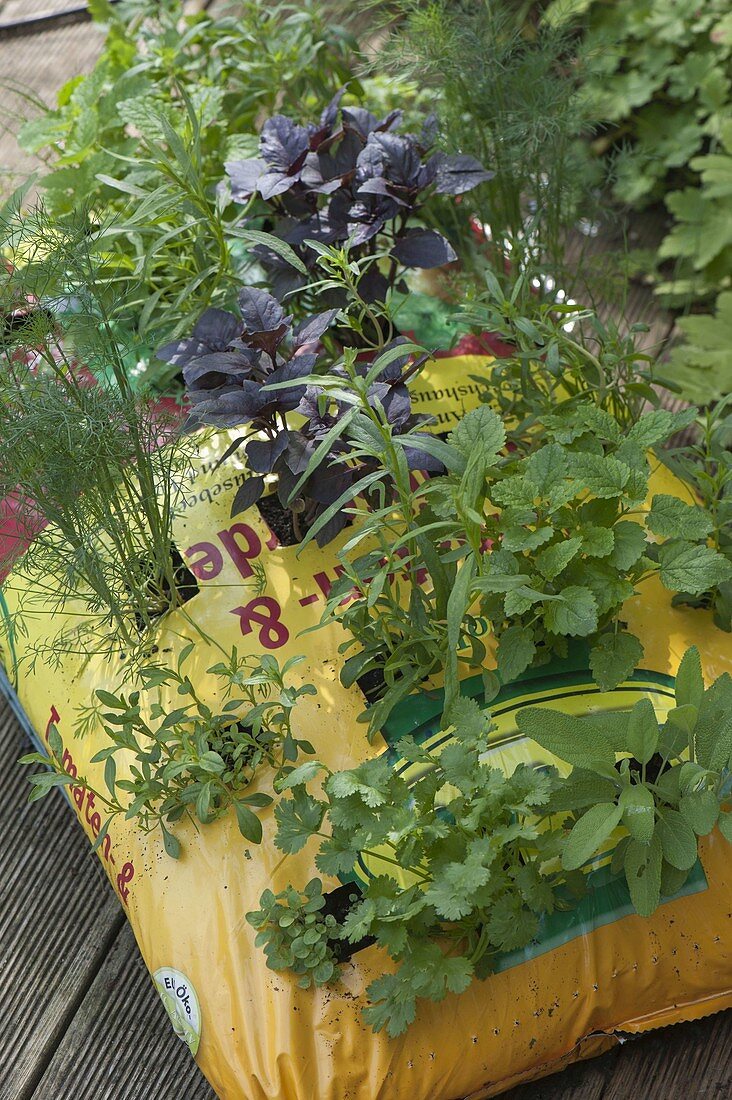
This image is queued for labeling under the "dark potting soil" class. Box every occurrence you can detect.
[169,542,199,603]
[129,542,199,634]
[322,881,375,962]
[356,667,388,705]
[257,493,298,547]
[628,752,665,786]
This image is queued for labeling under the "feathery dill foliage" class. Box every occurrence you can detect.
[361,0,603,290]
[0,200,196,666]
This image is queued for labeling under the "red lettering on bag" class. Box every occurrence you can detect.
[230,597,289,649]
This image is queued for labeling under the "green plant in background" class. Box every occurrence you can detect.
[660,399,732,631]
[668,290,732,406]
[544,0,732,296]
[0,200,196,662]
[247,696,568,1037]
[20,649,316,855]
[518,645,732,915]
[9,0,363,371]
[363,0,602,290]
[458,271,667,433]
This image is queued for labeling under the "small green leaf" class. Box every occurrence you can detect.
[161,823,180,859]
[609,521,648,570]
[626,698,660,765]
[517,707,616,769]
[525,443,568,496]
[496,625,536,683]
[619,784,655,843]
[647,496,714,541]
[656,809,698,870]
[675,645,704,709]
[623,834,662,917]
[659,541,732,595]
[535,538,582,580]
[235,802,263,844]
[589,632,644,691]
[543,586,598,637]
[562,802,624,870]
[276,761,327,791]
[718,811,732,843]
[448,405,506,460]
[568,452,630,498]
[679,789,719,836]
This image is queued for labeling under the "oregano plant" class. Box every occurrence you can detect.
[20,647,316,855]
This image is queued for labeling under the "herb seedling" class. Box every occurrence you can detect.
[21,649,316,855]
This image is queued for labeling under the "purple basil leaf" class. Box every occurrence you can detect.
[376,109,403,133]
[193,307,242,348]
[359,133,421,189]
[431,152,494,195]
[418,113,439,152]
[260,115,311,172]
[314,509,348,547]
[191,381,270,427]
[341,107,381,141]
[357,266,390,305]
[369,381,412,429]
[225,158,266,203]
[283,431,317,475]
[257,170,296,200]
[266,353,318,410]
[238,286,288,334]
[403,440,445,472]
[391,228,457,268]
[292,309,339,349]
[238,287,292,357]
[320,88,345,131]
[183,350,256,389]
[294,385,327,422]
[156,336,210,367]
[246,432,290,474]
[357,177,409,205]
[309,466,353,506]
[230,476,266,517]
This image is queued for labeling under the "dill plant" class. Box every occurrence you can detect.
[0,199,195,665]
[360,0,603,292]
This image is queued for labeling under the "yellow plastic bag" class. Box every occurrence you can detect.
[3,355,731,1100]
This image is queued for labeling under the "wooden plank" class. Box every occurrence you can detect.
[32,923,216,1100]
[0,697,125,1100]
[503,1010,732,1099]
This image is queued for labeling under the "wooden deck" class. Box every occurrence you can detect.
[1,6,731,1099]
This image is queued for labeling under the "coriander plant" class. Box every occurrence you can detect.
[247,697,567,1037]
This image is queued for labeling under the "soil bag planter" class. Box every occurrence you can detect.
[2,354,731,1100]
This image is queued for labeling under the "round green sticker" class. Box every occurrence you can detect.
[153,967,201,1056]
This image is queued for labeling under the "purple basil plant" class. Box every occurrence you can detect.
[224,94,493,300]
[157,287,439,546]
